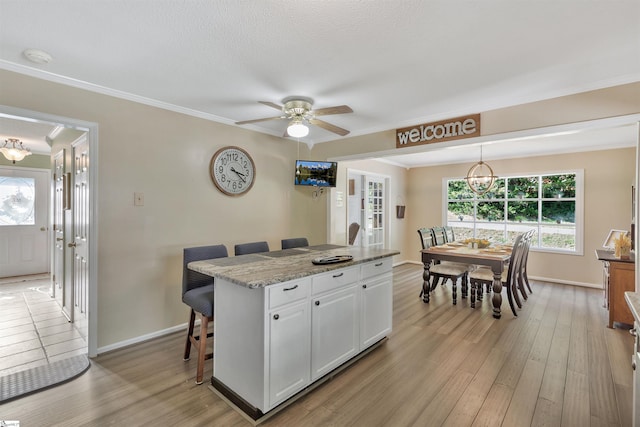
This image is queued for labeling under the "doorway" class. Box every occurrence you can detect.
[0,167,50,277]
[0,104,98,357]
[347,170,389,248]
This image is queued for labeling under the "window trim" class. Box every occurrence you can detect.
[442,169,584,256]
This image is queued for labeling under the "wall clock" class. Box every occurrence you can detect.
[210,146,256,196]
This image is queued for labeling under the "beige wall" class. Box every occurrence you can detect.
[1,68,638,350]
[404,148,635,286]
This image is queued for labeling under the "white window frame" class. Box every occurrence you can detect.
[442,169,584,255]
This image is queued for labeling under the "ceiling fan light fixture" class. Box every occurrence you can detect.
[287,119,309,138]
[1,138,32,164]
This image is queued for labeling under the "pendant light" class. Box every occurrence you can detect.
[465,145,496,195]
[1,138,32,164]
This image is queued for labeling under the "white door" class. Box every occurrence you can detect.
[364,176,385,248]
[52,150,65,305]
[66,136,90,330]
[0,166,50,278]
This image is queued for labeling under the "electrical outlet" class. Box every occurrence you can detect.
[134,192,144,206]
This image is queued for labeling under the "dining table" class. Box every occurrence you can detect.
[421,241,512,319]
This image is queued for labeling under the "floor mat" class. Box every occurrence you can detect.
[0,354,90,403]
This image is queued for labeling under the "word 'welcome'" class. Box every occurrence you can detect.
[396,114,481,148]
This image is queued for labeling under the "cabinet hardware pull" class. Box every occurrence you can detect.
[633,360,636,371]
[283,285,298,291]
[315,301,320,306]
[332,273,344,278]
[273,314,279,320]
[375,262,383,267]
[362,284,367,289]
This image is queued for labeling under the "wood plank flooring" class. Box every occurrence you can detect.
[0,264,633,426]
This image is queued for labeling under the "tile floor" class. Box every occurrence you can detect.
[0,274,87,377]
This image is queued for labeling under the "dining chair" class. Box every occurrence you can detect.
[348,222,360,245]
[234,241,270,255]
[182,244,228,384]
[468,234,524,316]
[418,228,469,304]
[443,226,456,243]
[281,237,309,249]
[430,226,473,296]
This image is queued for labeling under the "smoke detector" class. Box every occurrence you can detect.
[23,48,53,64]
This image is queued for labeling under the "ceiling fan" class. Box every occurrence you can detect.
[235,96,353,137]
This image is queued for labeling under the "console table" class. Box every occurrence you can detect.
[596,249,635,328]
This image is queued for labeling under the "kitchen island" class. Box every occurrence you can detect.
[188,245,399,422]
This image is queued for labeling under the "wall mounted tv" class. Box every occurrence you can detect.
[294,160,338,187]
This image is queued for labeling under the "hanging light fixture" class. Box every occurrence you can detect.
[1,138,32,164]
[465,145,497,195]
[287,118,309,138]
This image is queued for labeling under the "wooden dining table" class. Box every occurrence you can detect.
[421,242,512,319]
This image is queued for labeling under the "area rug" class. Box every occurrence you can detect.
[0,354,90,403]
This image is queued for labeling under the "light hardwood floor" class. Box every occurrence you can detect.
[0,264,633,426]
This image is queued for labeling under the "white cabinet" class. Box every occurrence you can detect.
[360,273,393,349]
[360,258,393,349]
[310,284,359,380]
[212,256,394,416]
[268,300,310,407]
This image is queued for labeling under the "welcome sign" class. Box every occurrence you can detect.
[396,114,481,148]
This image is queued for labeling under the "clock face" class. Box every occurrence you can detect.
[210,146,256,196]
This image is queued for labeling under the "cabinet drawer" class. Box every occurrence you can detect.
[268,278,310,309]
[361,258,392,280]
[312,266,358,295]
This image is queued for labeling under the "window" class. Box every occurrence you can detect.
[445,171,582,254]
[0,176,36,225]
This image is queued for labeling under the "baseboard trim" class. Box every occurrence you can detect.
[96,322,189,356]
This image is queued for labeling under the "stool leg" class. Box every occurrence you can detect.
[195,315,209,385]
[183,309,195,361]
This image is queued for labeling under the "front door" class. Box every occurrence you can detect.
[0,166,50,278]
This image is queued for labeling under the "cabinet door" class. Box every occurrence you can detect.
[311,285,359,381]
[268,301,310,408]
[360,273,393,349]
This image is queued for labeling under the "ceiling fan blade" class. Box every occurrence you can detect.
[258,101,283,111]
[309,118,350,136]
[312,105,353,116]
[235,116,283,125]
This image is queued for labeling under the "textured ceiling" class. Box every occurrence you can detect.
[0,1,639,164]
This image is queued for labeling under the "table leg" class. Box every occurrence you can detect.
[492,269,502,319]
[422,262,431,303]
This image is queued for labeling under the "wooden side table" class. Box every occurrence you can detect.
[596,249,635,328]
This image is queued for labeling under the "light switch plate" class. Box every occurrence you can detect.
[134,192,144,206]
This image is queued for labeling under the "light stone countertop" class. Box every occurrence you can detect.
[625,292,640,324]
[188,245,400,289]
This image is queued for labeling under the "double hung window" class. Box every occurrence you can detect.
[445,171,582,254]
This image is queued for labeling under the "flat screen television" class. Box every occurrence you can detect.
[294,160,337,187]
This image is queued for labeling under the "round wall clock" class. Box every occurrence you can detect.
[210,146,256,196]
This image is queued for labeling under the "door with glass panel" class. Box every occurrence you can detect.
[364,177,385,248]
[0,167,50,278]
